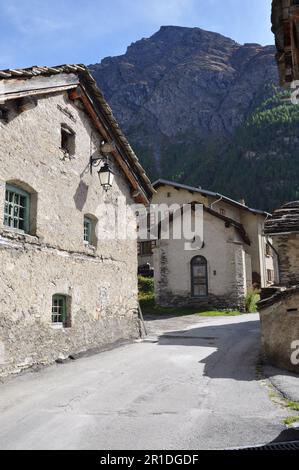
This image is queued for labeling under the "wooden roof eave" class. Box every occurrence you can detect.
[69,86,150,205]
[0,64,154,204]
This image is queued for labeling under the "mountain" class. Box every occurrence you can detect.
[89,26,299,211]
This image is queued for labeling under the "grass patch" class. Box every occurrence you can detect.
[286,400,299,412]
[245,290,260,313]
[138,275,241,316]
[197,310,240,317]
[138,276,155,304]
[267,387,299,426]
[284,416,299,426]
[140,301,240,317]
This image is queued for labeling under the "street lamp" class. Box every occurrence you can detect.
[97,160,115,191]
[90,142,115,191]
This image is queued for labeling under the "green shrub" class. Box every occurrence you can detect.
[138,276,155,303]
[245,290,260,313]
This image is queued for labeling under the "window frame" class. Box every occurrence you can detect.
[267,269,275,283]
[265,244,272,257]
[84,216,93,245]
[61,124,75,157]
[3,184,30,233]
[139,241,153,256]
[52,294,67,326]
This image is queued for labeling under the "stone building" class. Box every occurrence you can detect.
[0,64,153,376]
[259,201,299,373]
[139,180,275,309]
[272,0,299,86]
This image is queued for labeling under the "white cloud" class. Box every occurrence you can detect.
[1,1,73,34]
[0,0,198,41]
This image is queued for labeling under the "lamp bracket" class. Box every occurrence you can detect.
[90,154,108,175]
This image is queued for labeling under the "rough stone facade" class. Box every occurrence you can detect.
[0,68,153,377]
[259,200,299,373]
[272,234,299,286]
[259,289,299,373]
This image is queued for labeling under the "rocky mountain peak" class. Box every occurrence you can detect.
[89,27,296,211]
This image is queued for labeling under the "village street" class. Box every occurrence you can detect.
[0,313,297,450]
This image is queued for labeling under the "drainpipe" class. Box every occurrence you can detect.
[210,195,223,210]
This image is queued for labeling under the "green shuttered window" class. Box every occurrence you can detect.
[52,295,67,325]
[4,185,30,233]
[84,216,92,244]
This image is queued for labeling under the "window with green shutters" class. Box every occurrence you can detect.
[52,295,67,325]
[4,185,30,233]
[84,216,92,244]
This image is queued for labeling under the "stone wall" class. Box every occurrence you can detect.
[0,90,140,376]
[259,291,299,373]
[273,234,299,286]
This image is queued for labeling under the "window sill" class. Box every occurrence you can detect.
[51,323,64,329]
[0,228,39,244]
[84,242,96,252]
[191,295,209,299]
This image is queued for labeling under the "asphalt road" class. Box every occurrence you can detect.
[0,314,297,450]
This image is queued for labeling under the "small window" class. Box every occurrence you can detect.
[267,269,275,283]
[3,184,30,233]
[61,124,75,157]
[84,216,92,244]
[265,244,271,257]
[0,107,8,122]
[83,215,97,246]
[139,241,153,256]
[287,308,298,314]
[167,192,171,198]
[219,208,226,216]
[52,295,71,327]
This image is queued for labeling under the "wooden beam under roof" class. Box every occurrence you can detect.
[69,86,149,205]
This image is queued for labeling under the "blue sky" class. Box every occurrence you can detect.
[0,0,274,69]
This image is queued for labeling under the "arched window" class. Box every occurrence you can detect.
[191,256,208,297]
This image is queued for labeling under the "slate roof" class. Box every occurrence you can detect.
[258,285,299,310]
[153,179,270,217]
[264,201,299,235]
[0,64,154,200]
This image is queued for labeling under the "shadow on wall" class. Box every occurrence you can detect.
[157,320,262,381]
[74,180,89,211]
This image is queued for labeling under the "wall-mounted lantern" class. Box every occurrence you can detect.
[90,140,116,191]
[97,160,115,191]
[90,154,115,191]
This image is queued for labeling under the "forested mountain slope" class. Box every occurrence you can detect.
[90,26,299,210]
